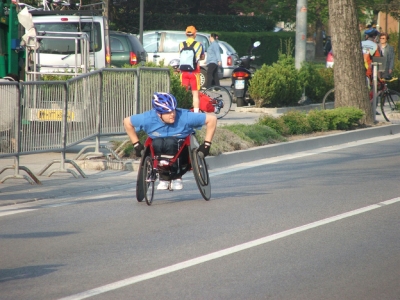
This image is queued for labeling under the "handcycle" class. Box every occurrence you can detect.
[136,134,211,206]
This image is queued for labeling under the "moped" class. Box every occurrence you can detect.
[231,41,261,107]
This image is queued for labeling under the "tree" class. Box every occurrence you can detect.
[329,0,373,124]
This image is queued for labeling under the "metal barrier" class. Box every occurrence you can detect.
[0,67,170,184]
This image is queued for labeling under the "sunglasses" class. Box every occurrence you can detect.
[380,37,387,39]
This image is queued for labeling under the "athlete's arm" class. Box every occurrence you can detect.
[123,117,140,144]
[204,114,217,142]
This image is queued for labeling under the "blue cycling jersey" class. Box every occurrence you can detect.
[129,108,206,139]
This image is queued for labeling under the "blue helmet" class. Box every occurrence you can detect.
[364,28,379,37]
[152,92,177,113]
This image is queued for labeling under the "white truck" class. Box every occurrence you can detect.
[19,8,110,80]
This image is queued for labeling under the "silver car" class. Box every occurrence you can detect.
[218,40,239,78]
[142,30,210,86]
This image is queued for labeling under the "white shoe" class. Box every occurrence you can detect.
[157,180,169,190]
[172,179,183,190]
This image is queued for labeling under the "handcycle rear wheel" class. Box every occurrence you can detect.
[143,156,155,205]
[202,86,232,119]
[380,90,400,123]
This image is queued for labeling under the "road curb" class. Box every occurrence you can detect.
[206,124,400,170]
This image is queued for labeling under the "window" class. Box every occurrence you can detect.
[35,22,102,54]
[110,37,124,52]
[163,33,186,52]
[143,33,159,53]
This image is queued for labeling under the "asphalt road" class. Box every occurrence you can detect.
[1,135,400,300]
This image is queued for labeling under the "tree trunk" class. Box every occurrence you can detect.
[328,0,373,124]
[314,4,325,58]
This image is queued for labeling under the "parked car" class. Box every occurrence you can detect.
[326,50,334,68]
[142,30,211,86]
[218,40,239,78]
[110,31,147,67]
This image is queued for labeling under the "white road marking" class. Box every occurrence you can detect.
[58,197,400,300]
[78,194,120,200]
[0,208,38,217]
[0,194,121,218]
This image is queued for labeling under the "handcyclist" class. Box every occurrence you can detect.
[123,92,217,190]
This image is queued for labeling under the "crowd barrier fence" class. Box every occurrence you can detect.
[0,67,170,184]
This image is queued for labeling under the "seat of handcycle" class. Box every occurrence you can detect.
[142,135,196,181]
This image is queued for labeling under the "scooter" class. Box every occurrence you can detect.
[231,41,261,107]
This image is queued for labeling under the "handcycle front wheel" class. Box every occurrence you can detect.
[192,149,211,200]
[202,86,232,119]
[380,89,400,123]
[189,148,211,201]
[143,156,155,205]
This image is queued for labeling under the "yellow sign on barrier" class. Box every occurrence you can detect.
[37,110,75,121]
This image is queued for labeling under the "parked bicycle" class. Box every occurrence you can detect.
[379,77,400,122]
[169,58,232,119]
[42,0,79,10]
[322,77,400,123]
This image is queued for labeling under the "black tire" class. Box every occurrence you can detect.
[143,156,155,205]
[190,148,211,201]
[322,88,335,109]
[202,86,232,119]
[380,90,400,123]
[236,96,245,107]
[200,68,207,88]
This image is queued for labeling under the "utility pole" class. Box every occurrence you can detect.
[103,0,109,20]
[295,0,307,70]
[139,0,144,44]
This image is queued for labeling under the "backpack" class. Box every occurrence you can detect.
[361,40,381,79]
[179,41,198,71]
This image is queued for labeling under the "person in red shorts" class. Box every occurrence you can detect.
[179,25,205,113]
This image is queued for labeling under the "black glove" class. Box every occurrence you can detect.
[133,142,144,157]
[197,141,212,158]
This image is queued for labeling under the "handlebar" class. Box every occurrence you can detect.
[381,77,398,83]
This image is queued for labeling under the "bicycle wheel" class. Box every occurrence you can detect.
[380,90,400,123]
[143,156,155,205]
[203,86,232,119]
[322,88,335,109]
[191,149,211,200]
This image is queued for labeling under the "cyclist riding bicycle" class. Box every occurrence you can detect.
[123,92,217,190]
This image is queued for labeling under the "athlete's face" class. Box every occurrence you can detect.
[159,110,176,124]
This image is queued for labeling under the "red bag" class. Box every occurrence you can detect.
[199,92,215,113]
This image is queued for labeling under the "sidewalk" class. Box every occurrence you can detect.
[0,106,395,207]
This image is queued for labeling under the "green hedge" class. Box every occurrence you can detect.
[111,13,275,33]
[213,31,295,66]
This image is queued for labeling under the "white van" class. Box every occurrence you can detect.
[27,11,110,76]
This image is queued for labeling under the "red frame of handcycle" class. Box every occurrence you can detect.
[143,135,193,172]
